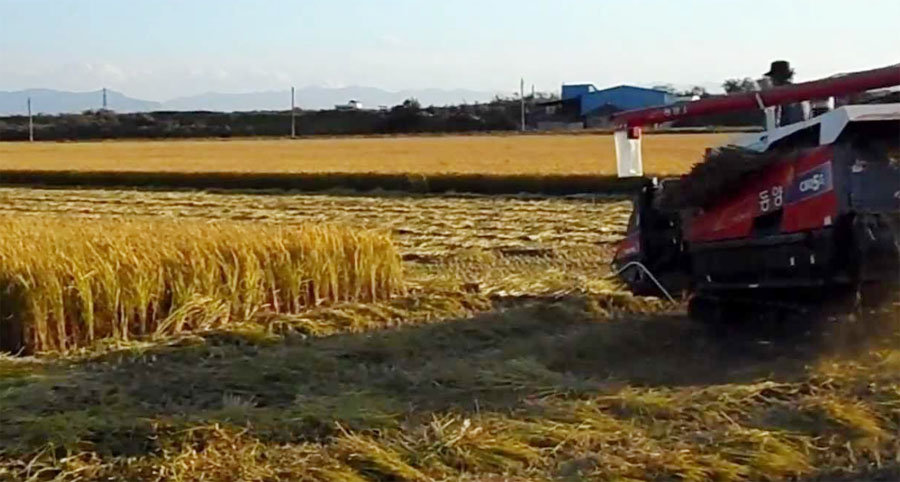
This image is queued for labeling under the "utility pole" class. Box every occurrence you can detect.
[290,86,296,138]
[102,87,107,110]
[27,97,34,142]
[520,78,525,132]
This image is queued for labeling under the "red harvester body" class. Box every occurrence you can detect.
[610,64,900,324]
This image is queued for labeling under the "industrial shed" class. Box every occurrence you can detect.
[562,84,674,116]
[534,84,675,129]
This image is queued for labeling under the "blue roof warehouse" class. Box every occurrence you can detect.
[562,84,674,116]
[535,84,675,129]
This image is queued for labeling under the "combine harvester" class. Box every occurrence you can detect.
[610,63,900,325]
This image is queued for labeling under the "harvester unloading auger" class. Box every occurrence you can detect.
[610,63,900,326]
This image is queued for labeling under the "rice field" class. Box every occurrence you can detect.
[0,133,726,176]
[0,187,632,256]
[1,183,898,481]
[0,216,402,353]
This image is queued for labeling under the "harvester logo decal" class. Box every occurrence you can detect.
[787,161,833,204]
[799,173,826,193]
[758,185,784,213]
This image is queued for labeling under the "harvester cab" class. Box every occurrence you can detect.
[609,64,900,323]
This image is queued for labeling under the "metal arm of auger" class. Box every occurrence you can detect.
[610,64,900,128]
[608,261,677,304]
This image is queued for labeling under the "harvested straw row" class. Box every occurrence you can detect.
[0,216,403,353]
[0,170,648,195]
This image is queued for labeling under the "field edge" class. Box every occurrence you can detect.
[0,169,651,195]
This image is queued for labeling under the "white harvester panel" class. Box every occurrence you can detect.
[614,128,643,178]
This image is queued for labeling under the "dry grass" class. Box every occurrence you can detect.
[0,133,726,176]
[1,186,898,481]
[0,187,632,257]
[0,216,403,353]
[1,295,897,482]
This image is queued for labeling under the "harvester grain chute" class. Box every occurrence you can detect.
[610,63,900,326]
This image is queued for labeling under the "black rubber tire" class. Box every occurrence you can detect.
[688,294,767,337]
[687,295,719,325]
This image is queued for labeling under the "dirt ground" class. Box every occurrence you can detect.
[1,187,898,481]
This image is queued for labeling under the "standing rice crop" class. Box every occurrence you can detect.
[0,215,403,353]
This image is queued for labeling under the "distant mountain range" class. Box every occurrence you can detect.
[0,87,499,115]
[0,89,162,115]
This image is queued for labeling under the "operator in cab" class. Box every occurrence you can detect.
[765,60,806,126]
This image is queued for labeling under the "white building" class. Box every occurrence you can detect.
[335,99,363,111]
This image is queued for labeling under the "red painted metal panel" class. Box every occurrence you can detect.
[614,233,641,260]
[782,191,838,233]
[791,146,833,173]
[782,148,838,232]
[686,163,792,242]
[684,147,836,243]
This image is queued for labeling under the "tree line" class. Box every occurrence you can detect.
[0,78,769,141]
[0,96,542,141]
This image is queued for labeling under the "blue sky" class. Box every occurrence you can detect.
[1,0,897,100]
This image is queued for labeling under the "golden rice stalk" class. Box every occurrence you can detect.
[0,215,404,353]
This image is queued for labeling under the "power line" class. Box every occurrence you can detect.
[290,86,296,138]
[27,97,34,142]
[520,78,525,132]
